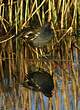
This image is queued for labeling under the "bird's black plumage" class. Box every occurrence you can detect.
[31,22,53,47]
[21,22,54,47]
[22,69,54,97]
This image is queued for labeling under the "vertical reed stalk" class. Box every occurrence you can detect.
[7,41,12,84]
[25,0,29,21]
[70,46,77,110]
[8,0,13,25]
[39,93,45,110]
[20,0,23,25]
[54,76,59,110]
[0,50,4,80]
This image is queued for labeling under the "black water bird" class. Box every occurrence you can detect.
[32,22,53,47]
[22,69,54,97]
[23,21,54,47]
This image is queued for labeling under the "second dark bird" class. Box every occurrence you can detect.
[21,68,54,97]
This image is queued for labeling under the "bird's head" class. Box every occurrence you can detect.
[41,21,53,34]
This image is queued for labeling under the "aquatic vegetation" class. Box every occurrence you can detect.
[0,0,80,110]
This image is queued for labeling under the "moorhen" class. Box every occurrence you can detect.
[21,68,54,97]
[22,21,54,47]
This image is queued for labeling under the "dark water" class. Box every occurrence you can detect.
[0,55,80,110]
[0,79,80,110]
